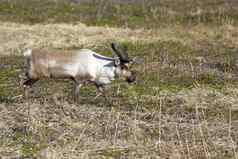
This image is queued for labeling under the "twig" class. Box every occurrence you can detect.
[11,94,23,99]
[185,136,191,159]
[113,112,120,145]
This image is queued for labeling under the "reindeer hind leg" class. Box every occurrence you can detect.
[23,78,37,87]
[22,78,38,99]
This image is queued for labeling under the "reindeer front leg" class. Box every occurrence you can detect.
[94,84,104,99]
[94,83,112,104]
[75,83,83,103]
[72,77,89,103]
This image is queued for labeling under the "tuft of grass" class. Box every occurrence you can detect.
[0,56,24,103]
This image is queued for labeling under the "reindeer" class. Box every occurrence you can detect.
[21,43,137,101]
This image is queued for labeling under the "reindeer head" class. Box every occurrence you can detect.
[111,43,137,83]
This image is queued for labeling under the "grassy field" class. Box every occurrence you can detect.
[0,0,238,158]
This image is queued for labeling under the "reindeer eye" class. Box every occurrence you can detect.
[121,65,128,70]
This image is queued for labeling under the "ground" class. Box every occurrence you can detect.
[0,0,238,158]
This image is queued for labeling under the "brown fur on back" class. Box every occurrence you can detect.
[28,49,78,79]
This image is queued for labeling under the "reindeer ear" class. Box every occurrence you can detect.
[131,57,143,64]
[114,58,120,66]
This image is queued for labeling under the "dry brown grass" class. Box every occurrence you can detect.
[1,22,238,56]
[1,16,238,159]
[0,86,237,158]
[0,22,153,56]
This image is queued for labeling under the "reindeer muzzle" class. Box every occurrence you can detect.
[126,72,136,83]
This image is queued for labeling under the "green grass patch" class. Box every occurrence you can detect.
[1,40,238,105]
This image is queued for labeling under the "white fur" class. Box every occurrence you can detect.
[64,63,81,77]
[23,49,32,57]
[96,66,116,84]
[48,60,57,67]
[70,49,117,85]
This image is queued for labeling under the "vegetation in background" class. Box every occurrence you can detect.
[0,0,238,28]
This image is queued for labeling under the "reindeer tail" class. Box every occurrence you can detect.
[23,49,32,57]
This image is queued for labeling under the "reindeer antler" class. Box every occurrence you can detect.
[111,43,130,63]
